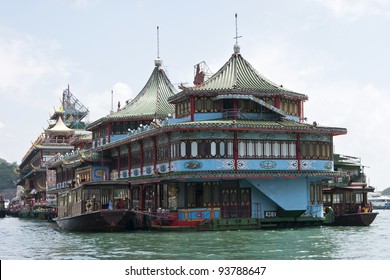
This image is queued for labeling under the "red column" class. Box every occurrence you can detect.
[140,141,144,175]
[107,123,112,143]
[234,131,238,170]
[274,96,280,108]
[296,133,301,171]
[127,143,131,177]
[190,96,195,122]
[117,147,121,179]
[153,137,157,173]
[298,100,304,122]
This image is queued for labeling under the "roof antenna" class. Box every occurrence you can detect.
[110,90,114,114]
[233,13,242,54]
[155,26,162,67]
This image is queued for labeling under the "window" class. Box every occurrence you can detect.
[256,141,263,157]
[210,141,217,157]
[289,142,296,158]
[238,141,246,158]
[220,142,225,157]
[281,142,288,158]
[180,142,186,158]
[227,141,234,157]
[272,141,280,158]
[247,141,255,157]
[264,141,271,158]
[191,141,198,158]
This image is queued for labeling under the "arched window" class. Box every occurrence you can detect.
[180,141,187,158]
[191,141,198,158]
[220,141,225,157]
[210,141,217,157]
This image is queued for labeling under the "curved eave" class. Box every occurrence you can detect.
[168,52,307,103]
[86,113,170,131]
[87,65,176,131]
[168,88,308,104]
[97,120,347,150]
[125,170,344,185]
[46,151,110,169]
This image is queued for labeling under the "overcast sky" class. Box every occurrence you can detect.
[1,0,389,191]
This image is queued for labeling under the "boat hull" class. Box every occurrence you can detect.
[332,212,378,226]
[54,209,135,231]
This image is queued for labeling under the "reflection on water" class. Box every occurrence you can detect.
[1,210,389,260]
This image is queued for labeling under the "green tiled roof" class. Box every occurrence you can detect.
[169,49,307,102]
[87,61,177,129]
[167,119,347,135]
[125,170,344,185]
[99,119,347,150]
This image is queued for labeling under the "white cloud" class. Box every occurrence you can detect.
[0,28,77,163]
[83,82,135,121]
[314,0,390,20]
[0,28,71,102]
[0,121,4,129]
[244,40,389,189]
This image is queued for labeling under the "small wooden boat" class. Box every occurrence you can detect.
[54,181,135,231]
[323,184,378,226]
[330,211,378,226]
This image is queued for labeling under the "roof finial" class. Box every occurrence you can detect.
[157,26,160,59]
[155,26,162,67]
[233,13,242,54]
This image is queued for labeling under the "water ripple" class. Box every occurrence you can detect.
[1,210,390,260]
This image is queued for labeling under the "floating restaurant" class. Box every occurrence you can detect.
[44,34,356,230]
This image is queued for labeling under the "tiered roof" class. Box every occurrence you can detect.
[87,59,177,130]
[169,45,308,102]
[47,115,74,135]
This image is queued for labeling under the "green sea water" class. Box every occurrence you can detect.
[1,210,389,260]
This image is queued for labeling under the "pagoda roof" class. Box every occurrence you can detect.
[47,116,74,135]
[98,119,347,150]
[169,46,308,102]
[87,60,177,130]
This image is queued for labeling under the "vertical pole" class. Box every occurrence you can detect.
[127,143,131,177]
[190,95,195,122]
[297,133,301,171]
[117,147,121,179]
[234,131,238,170]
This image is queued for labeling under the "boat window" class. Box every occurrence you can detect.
[256,141,263,157]
[355,193,363,203]
[281,142,288,158]
[84,188,100,201]
[219,141,225,157]
[227,141,234,157]
[238,141,246,158]
[333,194,343,203]
[210,141,217,157]
[180,141,187,158]
[289,142,296,158]
[264,141,271,158]
[323,193,331,203]
[272,141,280,158]
[247,141,255,158]
[345,192,352,203]
[191,141,198,158]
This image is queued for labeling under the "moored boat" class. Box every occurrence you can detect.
[322,155,378,226]
[368,193,390,209]
[54,181,135,231]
